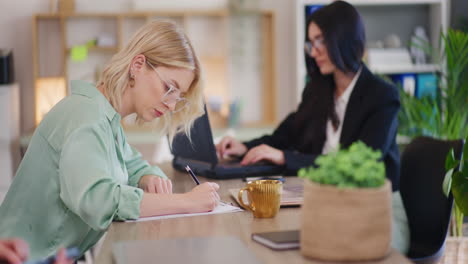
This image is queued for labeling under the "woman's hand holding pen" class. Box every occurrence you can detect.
[139,174,220,218]
[184,183,220,213]
[139,175,173,194]
[216,136,247,159]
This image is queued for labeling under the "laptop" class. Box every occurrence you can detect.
[170,106,284,179]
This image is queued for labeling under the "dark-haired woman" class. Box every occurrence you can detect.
[216,0,408,253]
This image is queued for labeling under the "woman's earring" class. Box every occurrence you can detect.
[129,74,135,87]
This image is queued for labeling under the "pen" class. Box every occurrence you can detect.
[185,165,200,185]
[185,165,233,206]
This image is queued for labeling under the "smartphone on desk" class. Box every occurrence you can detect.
[251,230,300,250]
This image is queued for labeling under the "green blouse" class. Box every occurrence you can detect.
[0,80,167,260]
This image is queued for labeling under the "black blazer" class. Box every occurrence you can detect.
[244,65,401,191]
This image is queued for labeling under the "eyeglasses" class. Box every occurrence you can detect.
[304,37,325,56]
[146,61,189,113]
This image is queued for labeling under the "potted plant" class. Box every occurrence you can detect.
[398,29,468,236]
[443,134,468,235]
[298,141,392,261]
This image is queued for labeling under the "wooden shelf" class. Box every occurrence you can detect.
[33,10,277,126]
[371,64,439,75]
[35,10,229,19]
[36,76,65,80]
[66,46,119,53]
[300,0,443,5]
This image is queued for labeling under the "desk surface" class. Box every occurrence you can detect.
[95,164,411,264]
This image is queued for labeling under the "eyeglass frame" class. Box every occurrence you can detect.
[304,37,325,56]
[146,61,189,113]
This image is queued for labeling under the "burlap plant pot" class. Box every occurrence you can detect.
[301,179,392,261]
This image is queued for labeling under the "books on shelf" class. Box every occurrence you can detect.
[416,73,437,98]
[389,72,438,98]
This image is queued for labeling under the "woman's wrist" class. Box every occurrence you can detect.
[139,193,192,217]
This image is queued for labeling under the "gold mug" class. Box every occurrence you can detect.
[238,179,282,218]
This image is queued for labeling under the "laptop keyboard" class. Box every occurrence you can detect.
[218,159,272,168]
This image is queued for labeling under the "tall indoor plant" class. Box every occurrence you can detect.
[298,142,392,261]
[443,134,468,236]
[398,29,468,236]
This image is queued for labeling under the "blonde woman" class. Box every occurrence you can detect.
[0,20,220,261]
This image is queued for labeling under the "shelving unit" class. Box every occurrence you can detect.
[32,9,276,128]
[370,63,439,75]
[295,0,448,102]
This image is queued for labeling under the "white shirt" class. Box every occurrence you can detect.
[322,68,362,154]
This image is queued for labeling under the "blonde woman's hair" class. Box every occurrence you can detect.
[97,20,204,142]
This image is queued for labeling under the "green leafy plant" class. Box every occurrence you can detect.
[399,29,468,139]
[399,29,468,236]
[443,134,468,236]
[298,141,385,188]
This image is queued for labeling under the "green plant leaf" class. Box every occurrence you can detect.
[463,134,468,165]
[452,170,468,215]
[462,160,468,177]
[446,149,459,170]
[442,168,454,197]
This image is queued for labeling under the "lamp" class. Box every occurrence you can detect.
[35,77,67,125]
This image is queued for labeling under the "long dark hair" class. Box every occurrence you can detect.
[294,0,366,153]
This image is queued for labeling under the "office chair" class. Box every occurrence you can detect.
[399,136,464,264]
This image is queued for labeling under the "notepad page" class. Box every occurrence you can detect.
[126,202,243,222]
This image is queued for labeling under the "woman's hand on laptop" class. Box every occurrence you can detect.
[139,175,173,194]
[216,136,248,159]
[240,144,285,166]
[185,182,220,213]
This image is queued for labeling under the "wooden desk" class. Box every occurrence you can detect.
[95,164,411,264]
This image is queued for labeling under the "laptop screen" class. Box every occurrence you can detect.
[170,105,219,165]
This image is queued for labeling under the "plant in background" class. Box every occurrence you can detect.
[298,141,385,188]
[443,134,468,236]
[398,29,468,236]
[399,29,468,139]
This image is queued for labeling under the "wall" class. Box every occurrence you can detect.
[0,0,296,134]
[258,0,296,122]
[0,0,49,134]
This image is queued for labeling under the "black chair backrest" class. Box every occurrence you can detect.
[400,136,463,258]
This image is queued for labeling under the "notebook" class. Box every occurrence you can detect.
[113,237,261,264]
[251,230,300,250]
[229,184,303,207]
[125,202,243,222]
[170,105,284,179]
